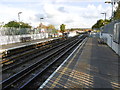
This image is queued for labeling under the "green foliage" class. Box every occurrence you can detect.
[4,21,19,28]
[20,22,32,28]
[113,2,120,20]
[52,29,58,34]
[92,2,120,29]
[47,24,55,30]
[92,19,111,29]
[4,21,32,28]
[70,28,75,31]
[60,24,66,33]
[52,29,58,37]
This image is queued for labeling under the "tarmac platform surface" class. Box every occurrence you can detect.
[0,38,58,53]
[39,37,120,89]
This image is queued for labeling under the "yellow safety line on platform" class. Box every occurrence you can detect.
[51,75,85,88]
[49,76,81,88]
[111,82,120,88]
[50,44,83,88]
[48,79,68,88]
[57,70,93,87]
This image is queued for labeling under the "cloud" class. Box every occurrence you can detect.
[1,0,107,2]
[65,19,74,23]
[52,0,107,3]
[34,14,47,21]
[0,0,112,29]
[58,7,68,13]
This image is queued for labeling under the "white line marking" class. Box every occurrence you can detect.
[38,37,88,89]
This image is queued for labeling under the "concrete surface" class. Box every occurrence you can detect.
[39,37,120,89]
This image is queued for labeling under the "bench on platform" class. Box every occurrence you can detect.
[20,37,31,42]
[98,38,107,44]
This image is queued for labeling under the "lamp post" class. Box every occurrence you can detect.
[40,18,44,24]
[18,12,22,22]
[101,13,107,20]
[40,18,44,25]
[18,12,22,29]
[40,18,44,32]
[105,1,115,20]
[39,18,44,38]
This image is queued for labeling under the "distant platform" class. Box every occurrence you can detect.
[39,37,119,89]
[0,38,59,53]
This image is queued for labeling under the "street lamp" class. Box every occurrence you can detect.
[18,12,22,22]
[40,18,44,25]
[105,1,115,20]
[18,12,22,29]
[101,13,107,20]
[40,17,44,31]
[40,18,44,20]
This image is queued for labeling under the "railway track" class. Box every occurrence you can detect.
[2,37,77,65]
[1,38,63,65]
[2,37,79,81]
[1,38,69,68]
[1,37,78,66]
[1,35,87,89]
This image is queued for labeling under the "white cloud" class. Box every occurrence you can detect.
[0,2,39,26]
[51,0,107,3]
[0,0,106,2]
[0,0,112,29]
[40,2,112,28]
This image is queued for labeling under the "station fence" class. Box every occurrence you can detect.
[0,27,48,45]
[100,20,120,56]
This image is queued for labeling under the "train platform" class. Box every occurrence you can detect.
[39,37,120,89]
[0,38,58,53]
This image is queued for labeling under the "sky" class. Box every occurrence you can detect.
[0,0,114,29]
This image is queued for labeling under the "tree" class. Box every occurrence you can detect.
[52,29,58,37]
[92,2,120,30]
[60,24,66,34]
[46,24,56,37]
[37,23,47,29]
[4,21,19,28]
[19,22,32,28]
[92,19,111,29]
[113,1,120,20]
[47,24,55,30]
[4,21,32,28]
[47,24,55,33]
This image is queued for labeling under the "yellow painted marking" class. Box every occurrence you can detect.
[0,59,9,64]
[69,76,93,86]
[111,82,120,86]
[111,82,120,88]
[72,70,92,77]
[57,68,94,87]
[58,69,93,83]
[42,38,94,88]
[50,77,81,88]
[50,45,82,88]
[60,76,85,87]
[49,79,68,88]
[54,69,94,87]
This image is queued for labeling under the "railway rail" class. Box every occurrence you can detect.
[1,34,87,89]
[2,36,80,80]
[1,38,62,65]
[2,36,77,71]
